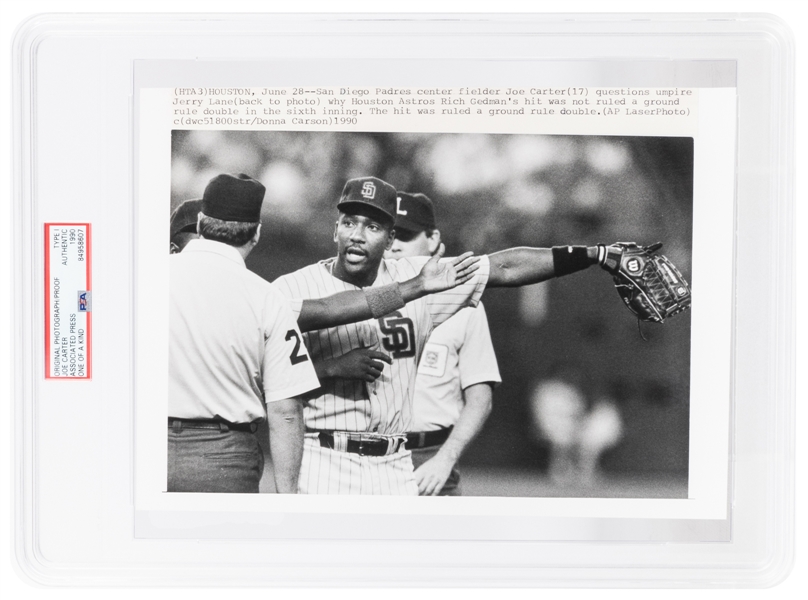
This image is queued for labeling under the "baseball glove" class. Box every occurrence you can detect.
[598,242,691,323]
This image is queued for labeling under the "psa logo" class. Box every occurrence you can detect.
[360,181,376,199]
[77,291,92,312]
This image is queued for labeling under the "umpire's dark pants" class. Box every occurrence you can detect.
[168,424,264,493]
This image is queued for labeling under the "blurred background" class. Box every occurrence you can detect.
[171,130,693,498]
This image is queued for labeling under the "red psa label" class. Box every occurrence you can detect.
[45,223,92,380]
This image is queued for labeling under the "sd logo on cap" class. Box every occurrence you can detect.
[337,176,397,225]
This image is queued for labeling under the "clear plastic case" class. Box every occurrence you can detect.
[10,11,795,588]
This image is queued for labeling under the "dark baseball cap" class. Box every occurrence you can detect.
[201,173,265,223]
[337,176,397,224]
[394,192,436,233]
[170,198,203,240]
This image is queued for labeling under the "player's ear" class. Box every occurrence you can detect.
[333,220,339,243]
[385,227,396,251]
[252,223,261,246]
[427,229,441,255]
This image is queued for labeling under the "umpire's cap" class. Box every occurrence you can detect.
[202,173,265,223]
[337,177,397,225]
[170,198,203,240]
[394,192,436,233]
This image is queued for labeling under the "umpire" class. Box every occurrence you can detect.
[168,173,320,494]
[169,197,202,254]
[386,192,501,495]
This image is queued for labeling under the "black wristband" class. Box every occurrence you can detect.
[552,245,591,277]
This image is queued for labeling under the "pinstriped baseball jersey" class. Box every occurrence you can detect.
[274,255,491,435]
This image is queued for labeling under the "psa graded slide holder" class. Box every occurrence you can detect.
[11,13,795,588]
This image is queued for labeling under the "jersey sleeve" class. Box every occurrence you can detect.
[422,254,490,328]
[261,288,320,403]
[457,303,502,390]
[273,273,306,317]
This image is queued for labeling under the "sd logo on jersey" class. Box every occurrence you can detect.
[378,311,415,358]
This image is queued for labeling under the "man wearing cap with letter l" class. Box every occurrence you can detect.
[168,174,480,494]
[275,176,613,495]
[385,192,500,496]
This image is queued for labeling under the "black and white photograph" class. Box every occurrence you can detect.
[167,129,694,499]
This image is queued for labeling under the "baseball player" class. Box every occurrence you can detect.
[168,174,479,494]
[384,192,500,496]
[274,176,611,495]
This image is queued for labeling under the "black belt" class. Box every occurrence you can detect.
[168,417,259,433]
[316,431,405,457]
[405,427,453,449]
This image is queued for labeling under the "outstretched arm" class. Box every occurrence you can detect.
[486,246,600,287]
[297,244,479,332]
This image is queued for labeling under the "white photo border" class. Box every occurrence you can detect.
[134,60,735,540]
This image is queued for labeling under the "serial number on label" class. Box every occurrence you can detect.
[45,223,92,379]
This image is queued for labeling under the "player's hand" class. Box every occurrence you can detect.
[418,243,480,293]
[414,453,455,496]
[324,347,392,383]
